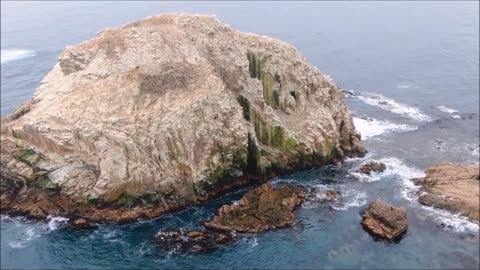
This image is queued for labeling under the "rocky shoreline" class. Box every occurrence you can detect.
[413,162,479,222]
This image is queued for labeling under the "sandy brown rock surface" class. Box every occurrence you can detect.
[361,200,408,241]
[1,14,364,223]
[413,163,479,222]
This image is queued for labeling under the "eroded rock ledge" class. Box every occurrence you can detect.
[0,14,365,223]
[413,163,479,222]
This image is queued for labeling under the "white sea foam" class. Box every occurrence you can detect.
[355,92,431,122]
[350,157,424,186]
[436,105,459,114]
[331,189,367,211]
[397,84,417,89]
[47,216,69,230]
[420,206,479,233]
[7,227,41,249]
[353,117,417,140]
[452,114,461,119]
[1,49,36,64]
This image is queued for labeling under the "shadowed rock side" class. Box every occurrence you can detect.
[153,183,305,252]
[361,200,408,241]
[0,14,365,224]
[413,163,479,222]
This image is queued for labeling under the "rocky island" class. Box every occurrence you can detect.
[0,14,365,226]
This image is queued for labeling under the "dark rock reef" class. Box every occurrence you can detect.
[357,161,386,175]
[153,182,305,252]
[152,229,237,252]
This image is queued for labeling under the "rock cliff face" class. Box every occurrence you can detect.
[0,14,365,221]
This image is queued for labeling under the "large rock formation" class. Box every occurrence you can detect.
[0,14,365,222]
[413,163,479,222]
[361,200,408,241]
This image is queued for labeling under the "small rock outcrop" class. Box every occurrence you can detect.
[0,14,365,223]
[361,200,408,241]
[413,163,479,222]
[357,162,386,175]
[203,183,306,233]
[152,229,237,252]
[153,182,305,252]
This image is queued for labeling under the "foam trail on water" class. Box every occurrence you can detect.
[436,105,459,114]
[330,188,368,211]
[355,92,431,122]
[348,157,425,204]
[421,206,479,233]
[397,84,417,89]
[1,49,36,64]
[353,117,417,140]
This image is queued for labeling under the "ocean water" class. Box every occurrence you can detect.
[1,1,479,269]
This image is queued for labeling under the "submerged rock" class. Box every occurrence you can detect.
[152,229,237,252]
[325,190,339,202]
[357,162,386,175]
[306,188,339,202]
[413,163,479,222]
[361,200,408,241]
[153,182,305,252]
[1,14,365,223]
[203,183,306,233]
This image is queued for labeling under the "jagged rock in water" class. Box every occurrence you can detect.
[306,188,339,202]
[325,190,339,202]
[0,14,365,223]
[357,161,386,175]
[361,200,408,241]
[152,229,237,252]
[203,183,306,233]
[413,163,479,222]
[67,218,98,229]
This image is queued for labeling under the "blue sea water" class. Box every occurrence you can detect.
[1,1,479,269]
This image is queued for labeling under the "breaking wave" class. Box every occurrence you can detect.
[396,84,418,89]
[330,188,368,211]
[436,105,459,114]
[1,49,36,64]
[421,206,479,234]
[349,157,425,186]
[353,117,417,140]
[47,216,69,231]
[355,92,431,122]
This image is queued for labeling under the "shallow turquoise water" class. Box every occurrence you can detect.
[1,1,479,269]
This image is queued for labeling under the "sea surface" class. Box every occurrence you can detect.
[1,1,479,269]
